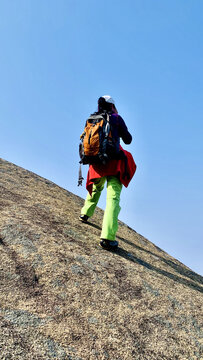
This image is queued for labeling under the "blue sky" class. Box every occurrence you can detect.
[0,0,202,275]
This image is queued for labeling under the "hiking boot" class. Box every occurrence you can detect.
[100,239,118,250]
[79,214,89,223]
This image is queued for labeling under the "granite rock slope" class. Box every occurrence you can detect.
[0,158,202,360]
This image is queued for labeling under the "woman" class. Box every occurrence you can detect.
[79,95,136,250]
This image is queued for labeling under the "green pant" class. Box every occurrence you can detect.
[81,176,122,240]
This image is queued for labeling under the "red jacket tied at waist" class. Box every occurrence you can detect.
[86,147,136,195]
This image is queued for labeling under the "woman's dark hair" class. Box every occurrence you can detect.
[98,97,113,113]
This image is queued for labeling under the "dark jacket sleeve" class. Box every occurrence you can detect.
[118,115,132,144]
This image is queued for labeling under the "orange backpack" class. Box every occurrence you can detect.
[79,112,118,166]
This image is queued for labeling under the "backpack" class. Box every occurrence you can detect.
[79,112,119,165]
[78,112,119,186]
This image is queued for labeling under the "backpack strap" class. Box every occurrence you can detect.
[78,163,84,186]
[104,113,110,138]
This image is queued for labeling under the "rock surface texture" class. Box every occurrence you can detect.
[0,158,202,360]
